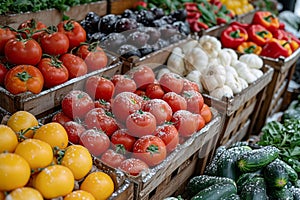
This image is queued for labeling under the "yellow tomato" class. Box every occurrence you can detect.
[14,138,53,170]
[80,172,114,200]
[63,190,96,200]
[7,111,39,138]
[5,187,43,200]
[0,153,30,191]
[34,165,74,199]
[61,145,93,180]
[33,122,68,149]
[0,125,18,153]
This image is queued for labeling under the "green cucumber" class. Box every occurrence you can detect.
[236,171,262,194]
[237,146,279,173]
[263,159,289,189]
[204,145,227,176]
[240,177,268,200]
[291,187,300,200]
[268,187,293,200]
[276,159,298,182]
[185,175,236,197]
[216,146,252,181]
[191,183,237,200]
[228,141,250,148]
[295,180,300,188]
[221,194,240,200]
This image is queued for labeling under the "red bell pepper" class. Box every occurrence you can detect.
[271,29,300,51]
[230,21,250,30]
[133,1,147,10]
[260,39,292,58]
[220,25,248,49]
[247,24,273,46]
[252,11,280,32]
[184,2,198,12]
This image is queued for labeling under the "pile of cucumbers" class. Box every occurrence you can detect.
[167,142,300,200]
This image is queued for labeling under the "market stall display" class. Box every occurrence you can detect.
[1,0,300,199]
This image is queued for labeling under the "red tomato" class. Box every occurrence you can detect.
[130,65,155,90]
[59,53,87,79]
[0,63,8,86]
[171,110,199,137]
[4,65,44,94]
[18,19,47,40]
[0,27,16,55]
[133,135,167,167]
[111,74,137,96]
[94,99,111,111]
[200,104,212,124]
[142,99,172,125]
[57,20,86,49]
[159,72,184,94]
[111,92,143,123]
[79,129,110,157]
[101,149,126,168]
[182,90,204,114]
[126,110,156,137]
[63,121,86,144]
[145,83,165,99]
[51,111,72,126]
[37,57,69,88]
[182,79,200,93]
[196,114,205,131]
[162,92,187,113]
[134,89,146,97]
[5,37,42,65]
[84,108,119,137]
[61,90,95,119]
[75,43,108,72]
[40,30,69,56]
[111,129,137,152]
[153,123,179,153]
[119,158,149,176]
[85,76,115,101]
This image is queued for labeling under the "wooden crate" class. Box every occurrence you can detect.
[0,57,122,119]
[248,48,300,135]
[108,0,138,15]
[203,65,273,146]
[0,1,107,28]
[127,111,222,200]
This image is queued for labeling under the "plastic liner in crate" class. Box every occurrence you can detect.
[203,65,274,146]
[0,54,122,118]
[0,1,108,28]
[249,47,300,135]
[121,110,221,200]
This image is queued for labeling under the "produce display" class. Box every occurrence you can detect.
[221,11,300,58]
[1,1,300,200]
[80,8,190,59]
[0,19,109,95]
[166,142,300,199]
[164,35,264,100]
[0,111,116,200]
[50,64,212,176]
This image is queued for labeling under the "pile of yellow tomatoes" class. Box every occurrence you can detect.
[0,111,114,200]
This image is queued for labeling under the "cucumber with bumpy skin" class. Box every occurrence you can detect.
[191,183,237,200]
[276,159,298,183]
[291,187,300,200]
[237,146,279,173]
[236,171,262,194]
[185,175,236,198]
[264,159,289,189]
[221,193,240,200]
[204,145,227,176]
[240,177,268,200]
[216,146,252,181]
[268,187,293,200]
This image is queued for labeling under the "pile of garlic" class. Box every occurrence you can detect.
[159,35,264,100]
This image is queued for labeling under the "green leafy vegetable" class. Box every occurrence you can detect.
[258,119,300,173]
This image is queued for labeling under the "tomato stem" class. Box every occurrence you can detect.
[115,144,126,155]
[146,144,159,156]
[53,146,65,164]
[16,71,32,82]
